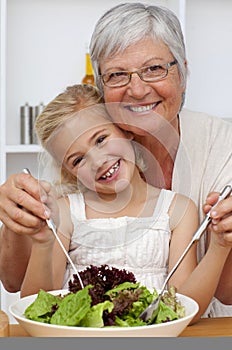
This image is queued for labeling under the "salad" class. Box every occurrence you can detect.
[24,265,185,327]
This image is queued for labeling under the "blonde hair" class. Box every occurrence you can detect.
[36,84,103,146]
[35,84,103,194]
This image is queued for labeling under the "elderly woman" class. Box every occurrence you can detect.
[89,3,232,316]
[0,3,232,317]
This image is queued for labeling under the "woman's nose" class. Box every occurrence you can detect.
[127,74,151,99]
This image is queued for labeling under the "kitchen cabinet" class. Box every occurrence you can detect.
[1,0,232,322]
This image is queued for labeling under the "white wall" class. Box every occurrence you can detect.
[184,0,232,119]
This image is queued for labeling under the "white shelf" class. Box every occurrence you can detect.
[5,144,42,153]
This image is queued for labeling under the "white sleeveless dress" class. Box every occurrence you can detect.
[62,189,175,290]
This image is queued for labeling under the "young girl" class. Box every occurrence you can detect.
[20,84,231,323]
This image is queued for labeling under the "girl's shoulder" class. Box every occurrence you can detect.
[168,192,198,231]
[57,195,73,237]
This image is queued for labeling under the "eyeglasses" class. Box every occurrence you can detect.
[100,60,177,88]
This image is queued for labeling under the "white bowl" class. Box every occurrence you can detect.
[9,289,198,337]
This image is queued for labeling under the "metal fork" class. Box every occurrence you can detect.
[22,168,84,289]
[139,185,232,323]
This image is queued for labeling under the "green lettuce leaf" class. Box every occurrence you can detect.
[50,285,92,326]
[155,301,179,323]
[115,314,146,327]
[24,289,62,323]
[105,282,140,298]
[80,300,114,328]
[112,284,156,327]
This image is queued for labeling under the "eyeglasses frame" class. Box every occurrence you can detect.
[100,60,178,88]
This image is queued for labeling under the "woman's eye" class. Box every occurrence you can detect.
[107,71,128,83]
[146,65,164,74]
[149,65,161,71]
[110,71,126,78]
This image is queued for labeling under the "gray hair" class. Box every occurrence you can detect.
[90,2,187,103]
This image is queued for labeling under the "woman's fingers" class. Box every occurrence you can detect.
[0,173,50,232]
[204,191,232,247]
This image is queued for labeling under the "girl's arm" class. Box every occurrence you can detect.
[204,193,232,304]
[20,197,72,297]
[0,173,53,292]
[168,194,199,290]
[178,238,230,323]
[169,194,231,323]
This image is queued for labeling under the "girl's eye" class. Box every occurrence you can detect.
[96,135,107,145]
[72,156,84,167]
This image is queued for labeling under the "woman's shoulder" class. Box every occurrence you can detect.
[180,108,232,130]
[179,108,232,150]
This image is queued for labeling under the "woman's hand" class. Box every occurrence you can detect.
[0,172,51,235]
[204,191,232,247]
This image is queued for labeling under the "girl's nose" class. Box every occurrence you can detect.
[88,147,105,170]
[91,157,104,170]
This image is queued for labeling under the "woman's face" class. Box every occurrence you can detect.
[100,38,185,135]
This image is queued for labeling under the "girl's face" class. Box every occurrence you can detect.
[100,38,185,135]
[49,108,136,194]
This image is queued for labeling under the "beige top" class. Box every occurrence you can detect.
[173,108,232,317]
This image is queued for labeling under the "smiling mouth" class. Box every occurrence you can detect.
[126,102,159,113]
[99,160,120,180]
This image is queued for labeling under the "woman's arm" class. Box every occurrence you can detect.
[0,226,32,291]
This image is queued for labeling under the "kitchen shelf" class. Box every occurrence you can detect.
[5,144,42,153]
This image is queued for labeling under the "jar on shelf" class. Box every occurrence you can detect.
[20,103,33,144]
[32,102,44,144]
